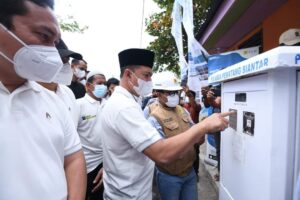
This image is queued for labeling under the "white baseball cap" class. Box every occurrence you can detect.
[279,28,300,46]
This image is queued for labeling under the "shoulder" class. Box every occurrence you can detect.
[30,82,71,118]
[76,95,87,104]
[59,85,76,99]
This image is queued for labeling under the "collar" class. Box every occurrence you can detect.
[85,93,104,104]
[114,86,139,102]
[0,80,42,94]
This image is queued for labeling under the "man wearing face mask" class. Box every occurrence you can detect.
[0,0,86,200]
[39,38,82,126]
[76,70,107,200]
[100,48,233,200]
[68,58,87,99]
[147,72,198,200]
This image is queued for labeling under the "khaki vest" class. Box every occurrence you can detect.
[150,104,196,176]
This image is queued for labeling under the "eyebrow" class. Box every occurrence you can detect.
[40,25,60,42]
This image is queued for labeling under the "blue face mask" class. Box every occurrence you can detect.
[93,84,107,98]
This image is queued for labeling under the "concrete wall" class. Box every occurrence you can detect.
[263,0,300,51]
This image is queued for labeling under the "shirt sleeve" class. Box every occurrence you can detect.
[143,106,150,119]
[148,116,165,138]
[115,105,162,152]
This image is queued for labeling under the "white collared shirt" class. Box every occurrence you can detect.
[56,84,79,127]
[77,94,105,173]
[0,81,81,200]
[100,86,162,200]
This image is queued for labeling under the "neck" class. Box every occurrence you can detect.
[0,61,27,93]
[38,82,58,92]
[2,81,26,93]
[88,92,102,102]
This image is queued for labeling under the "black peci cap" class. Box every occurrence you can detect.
[55,38,82,60]
[118,48,155,69]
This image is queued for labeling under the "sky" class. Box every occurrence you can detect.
[54,0,161,78]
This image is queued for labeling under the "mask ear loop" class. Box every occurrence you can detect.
[0,24,27,47]
[0,23,28,64]
[0,52,14,64]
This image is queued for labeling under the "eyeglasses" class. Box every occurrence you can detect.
[162,91,179,96]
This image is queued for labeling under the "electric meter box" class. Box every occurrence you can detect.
[208,46,300,200]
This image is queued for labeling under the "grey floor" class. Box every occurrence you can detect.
[197,160,218,200]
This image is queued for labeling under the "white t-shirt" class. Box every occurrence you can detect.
[0,81,82,200]
[100,86,162,200]
[56,84,79,127]
[77,94,105,173]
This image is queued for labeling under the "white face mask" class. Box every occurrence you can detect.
[130,72,153,97]
[166,94,179,108]
[74,68,86,79]
[0,24,63,83]
[52,63,73,85]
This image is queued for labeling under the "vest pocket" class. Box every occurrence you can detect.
[181,115,190,123]
[164,121,179,131]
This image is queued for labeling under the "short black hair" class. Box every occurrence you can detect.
[0,0,54,29]
[106,77,120,88]
[87,76,94,84]
[87,74,106,84]
[82,59,88,65]
[189,90,196,98]
[120,65,139,77]
[71,58,80,65]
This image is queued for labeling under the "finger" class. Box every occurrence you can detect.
[93,173,101,184]
[91,179,103,193]
[220,111,236,117]
[93,168,103,184]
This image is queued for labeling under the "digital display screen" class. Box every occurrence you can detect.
[235,93,247,102]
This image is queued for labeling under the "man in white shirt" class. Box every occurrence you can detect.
[101,48,232,199]
[0,0,86,199]
[39,38,82,126]
[77,70,107,200]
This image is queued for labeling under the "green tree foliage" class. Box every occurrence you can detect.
[57,15,88,33]
[145,0,211,75]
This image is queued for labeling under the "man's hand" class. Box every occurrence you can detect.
[206,90,215,100]
[92,168,103,193]
[201,111,234,133]
[201,86,209,97]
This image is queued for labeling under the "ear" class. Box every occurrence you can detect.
[86,82,94,92]
[124,68,132,79]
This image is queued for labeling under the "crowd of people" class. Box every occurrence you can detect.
[0,0,234,200]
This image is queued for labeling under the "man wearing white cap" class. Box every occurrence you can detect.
[76,70,107,200]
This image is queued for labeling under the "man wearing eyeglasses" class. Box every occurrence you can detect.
[147,71,198,200]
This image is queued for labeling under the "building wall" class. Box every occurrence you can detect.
[227,0,299,52]
[263,0,300,51]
